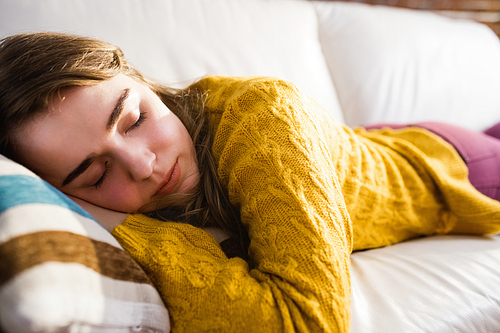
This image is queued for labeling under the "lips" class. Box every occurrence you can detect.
[153,160,181,197]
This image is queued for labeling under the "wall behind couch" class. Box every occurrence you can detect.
[313,0,500,37]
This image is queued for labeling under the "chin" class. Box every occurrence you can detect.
[180,173,200,193]
[138,190,197,214]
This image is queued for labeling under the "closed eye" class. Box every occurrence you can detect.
[93,161,109,189]
[126,112,148,133]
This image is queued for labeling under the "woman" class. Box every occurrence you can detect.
[1,32,500,332]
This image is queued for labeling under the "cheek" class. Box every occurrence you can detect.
[151,114,189,147]
[153,118,175,141]
[96,181,146,212]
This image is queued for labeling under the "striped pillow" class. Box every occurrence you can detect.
[0,155,170,332]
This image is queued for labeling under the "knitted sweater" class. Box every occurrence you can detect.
[112,76,500,333]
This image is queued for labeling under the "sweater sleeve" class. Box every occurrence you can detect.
[112,77,353,333]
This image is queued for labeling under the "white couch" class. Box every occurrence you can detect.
[1,0,500,332]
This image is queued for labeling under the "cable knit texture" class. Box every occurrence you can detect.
[112,76,500,332]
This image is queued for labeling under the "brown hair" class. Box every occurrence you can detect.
[0,32,246,247]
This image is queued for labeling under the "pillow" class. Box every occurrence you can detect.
[0,155,170,332]
[313,1,500,131]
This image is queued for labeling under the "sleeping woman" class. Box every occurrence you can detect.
[1,32,500,333]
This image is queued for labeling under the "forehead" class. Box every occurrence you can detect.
[15,75,136,181]
[48,74,144,112]
[52,75,131,109]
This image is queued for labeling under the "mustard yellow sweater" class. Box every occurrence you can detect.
[112,76,500,333]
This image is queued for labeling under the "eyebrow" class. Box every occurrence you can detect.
[62,154,96,187]
[107,88,130,130]
[61,88,130,187]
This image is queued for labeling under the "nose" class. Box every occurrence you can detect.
[116,146,155,182]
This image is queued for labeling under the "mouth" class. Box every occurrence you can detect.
[153,159,181,197]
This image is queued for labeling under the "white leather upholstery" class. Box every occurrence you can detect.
[351,235,500,332]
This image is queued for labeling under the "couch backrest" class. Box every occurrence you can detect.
[1,0,500,128]
[0,0,345,123]
[0,0,500,129]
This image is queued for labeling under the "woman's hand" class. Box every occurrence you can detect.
[69,196,128,232]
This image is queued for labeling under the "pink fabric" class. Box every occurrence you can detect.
[484,122,500,140]
[365,122,500,202]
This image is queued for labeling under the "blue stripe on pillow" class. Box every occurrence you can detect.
[0,174,94,220]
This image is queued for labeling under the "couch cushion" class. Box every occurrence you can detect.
[351,234,500,332]
[314,1,500,131]
[0,0,345,123]
[0,155,170,332]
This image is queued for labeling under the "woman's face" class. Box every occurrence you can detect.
[16,74,200,213]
